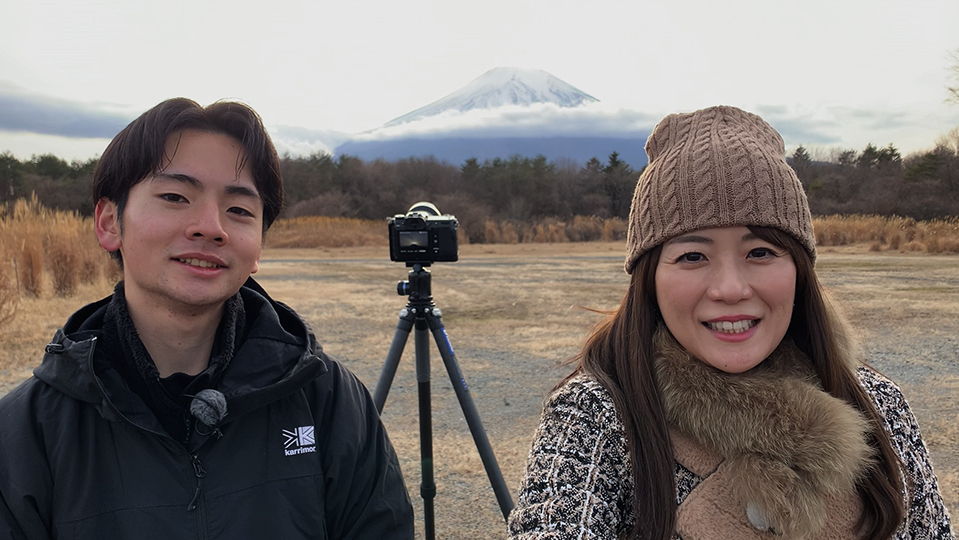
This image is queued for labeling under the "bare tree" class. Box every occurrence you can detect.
[949,48,959,104]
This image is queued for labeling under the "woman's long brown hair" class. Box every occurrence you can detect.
[567,226,905,540]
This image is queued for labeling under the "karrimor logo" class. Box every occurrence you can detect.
[283,426,317,456]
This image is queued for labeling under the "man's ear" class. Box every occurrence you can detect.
[94,199,122,252]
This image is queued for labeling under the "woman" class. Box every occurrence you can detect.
[508,106,954,540]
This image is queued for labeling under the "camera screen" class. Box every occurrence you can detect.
[399,230,429,248]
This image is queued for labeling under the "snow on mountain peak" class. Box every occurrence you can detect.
[385,67,598,127]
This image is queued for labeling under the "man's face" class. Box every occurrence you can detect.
[95,130,263,315]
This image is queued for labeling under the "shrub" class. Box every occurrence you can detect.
[568,216,603,242]
[265,216,386,248]
[812,215,959,254]
[499,222,519,244]
[888,232,901,250]
[602,218,627,241]
[937,238,959,253]
[481,222,498,244]
[1,195,108,299]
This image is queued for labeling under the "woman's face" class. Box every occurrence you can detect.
[654,226,796,373]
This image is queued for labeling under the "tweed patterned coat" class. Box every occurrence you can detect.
[508,368,954,539]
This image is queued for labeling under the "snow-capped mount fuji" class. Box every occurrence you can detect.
[334,67,651,167]
[384,67,598,127]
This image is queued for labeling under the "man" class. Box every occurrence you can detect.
[0,98,414,539]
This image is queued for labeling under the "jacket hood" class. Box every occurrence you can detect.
[34,277,328,423]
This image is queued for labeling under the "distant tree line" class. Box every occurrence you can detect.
[0,153,99,216]
[280,151,637,241]
[3,128,959,240]
[790,128,959,220]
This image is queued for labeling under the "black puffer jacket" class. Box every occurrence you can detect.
[0,279,414,539]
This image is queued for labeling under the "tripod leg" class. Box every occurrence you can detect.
[373,307,416,413]
[425,308,516,521]
[414,318,437,540]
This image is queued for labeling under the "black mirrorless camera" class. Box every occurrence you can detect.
[388,202,458,265]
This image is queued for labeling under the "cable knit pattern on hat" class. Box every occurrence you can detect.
[625,105,815,274]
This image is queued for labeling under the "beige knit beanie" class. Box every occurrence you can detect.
[625,105,815,274]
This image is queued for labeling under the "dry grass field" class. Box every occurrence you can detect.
[1,241,956,538]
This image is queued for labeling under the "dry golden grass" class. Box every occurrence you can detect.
[484,221,519,244]
[0,254,17,329]
[0,196,115,324]
[265,213,959,253]
[0,210,116,372]
[268,216,629,248]
[47,229,82,296]
[486,217,627,244]
[265,215,388,248]
[18,240,44,297]
[814,215,959,253]
[0,281,114,376]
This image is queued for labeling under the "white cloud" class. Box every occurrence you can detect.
[351,102,660,141]
[1,0,956,158]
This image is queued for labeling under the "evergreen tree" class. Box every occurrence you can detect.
[837,149,858,167]
[0,152,23,201]
[857,144,881,169]
[790,145,812,184]
[602,152,635,218]
[30,154,72,179]
[877,144,902,171]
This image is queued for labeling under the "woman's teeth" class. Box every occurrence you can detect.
[706,319,757,334]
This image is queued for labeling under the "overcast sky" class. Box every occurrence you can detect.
[1,0,958,161]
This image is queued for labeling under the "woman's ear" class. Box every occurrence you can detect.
[94,198,122,252]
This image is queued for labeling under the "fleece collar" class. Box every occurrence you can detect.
[653,328,872,539]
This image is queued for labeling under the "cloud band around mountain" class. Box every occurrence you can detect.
[0,84,132,139]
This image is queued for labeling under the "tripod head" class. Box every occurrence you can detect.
[396,264,432,303]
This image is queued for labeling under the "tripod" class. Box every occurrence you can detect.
[372,264,514,539]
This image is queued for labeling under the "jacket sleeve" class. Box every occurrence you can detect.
[0,493,29,540]
[858,368,955,539]
[312,359,414,540]
[508,377,633,539]
[0,381,55,540]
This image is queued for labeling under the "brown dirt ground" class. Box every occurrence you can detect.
[1,242,956,538]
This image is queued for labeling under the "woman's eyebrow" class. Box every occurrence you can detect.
[665,234,712,245]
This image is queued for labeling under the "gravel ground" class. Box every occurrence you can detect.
[3,243,955,538]
[257,244,958,538]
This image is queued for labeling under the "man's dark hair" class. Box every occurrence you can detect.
[93,97,284,238]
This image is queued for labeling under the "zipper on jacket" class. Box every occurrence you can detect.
[187,453,207,511]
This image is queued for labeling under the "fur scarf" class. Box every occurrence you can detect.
[653,328,874,539]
